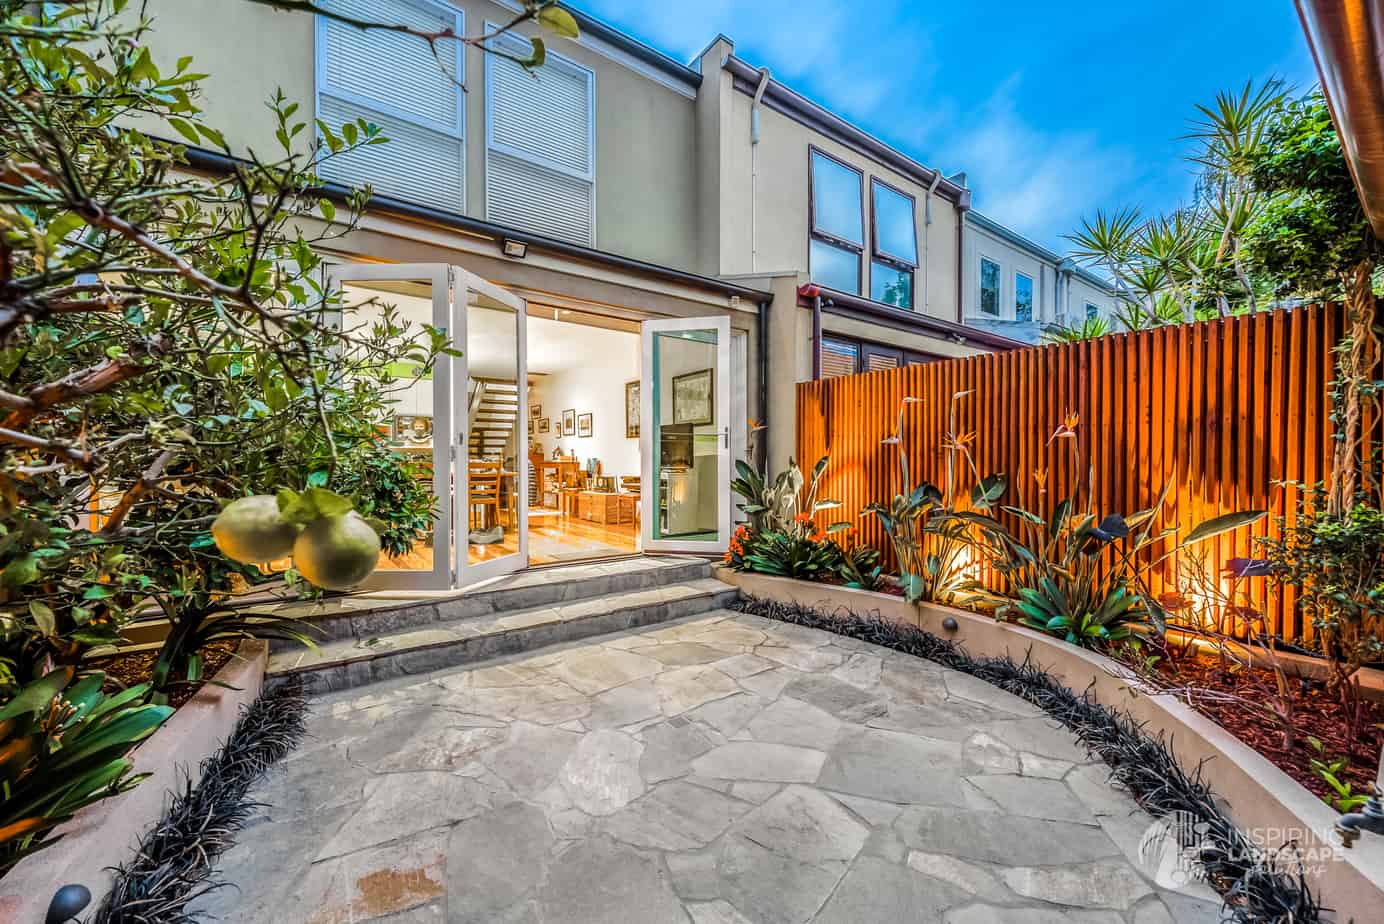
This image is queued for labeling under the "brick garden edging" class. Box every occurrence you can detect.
[0,640,268,924]
[715,567,1384,924]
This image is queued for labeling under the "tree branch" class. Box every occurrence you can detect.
[0,426,94,468]
[99,446,180,536]
[2,332,173,430]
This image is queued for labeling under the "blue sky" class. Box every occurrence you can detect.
[572,0,1317,254]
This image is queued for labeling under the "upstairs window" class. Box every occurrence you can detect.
[486,28,595,245]
[809,148,864,294]
[1015,272,1033,322]
[979,257,1001,316]
[870,179,917,309]
[315,0,465,213]
[1086,301,1100,321]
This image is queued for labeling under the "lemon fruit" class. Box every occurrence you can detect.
[291,511,381,590]
[212,495,301,564]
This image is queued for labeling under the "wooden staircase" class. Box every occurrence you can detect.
[467,378,519,460]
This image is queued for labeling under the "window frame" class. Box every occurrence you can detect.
[978,255,1002,317]
[1014,270,1034,322]
[483,23,597,244]
[808,145,865,295]
[869,177,918,268]
[820,334,862,379]
[1085,302,1100,321]
[315,0,465,141]
[485,25,597,185]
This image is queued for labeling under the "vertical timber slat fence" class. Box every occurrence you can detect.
[796,304,1359,643]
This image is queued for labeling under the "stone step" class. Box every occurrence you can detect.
[268,576,738,695]
[279,556,713,646]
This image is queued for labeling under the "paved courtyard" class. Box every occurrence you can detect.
[198,609,1222,923]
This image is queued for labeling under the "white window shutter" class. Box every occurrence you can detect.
[485,30,594,245]
[316,0,464,212]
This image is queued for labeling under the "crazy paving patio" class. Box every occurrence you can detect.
[193,608,1222,923]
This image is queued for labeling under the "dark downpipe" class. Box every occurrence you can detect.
[756,299,770,472]
[811,295,823,380]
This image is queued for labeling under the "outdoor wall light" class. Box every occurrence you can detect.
[501,238,527,259]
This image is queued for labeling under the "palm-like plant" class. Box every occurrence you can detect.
[1042,315,1113,343]
[1066,207,1143,293]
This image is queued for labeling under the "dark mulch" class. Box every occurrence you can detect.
[93,678,308,924]
[1151,651,1384,806]
[88,640,239,708]
[730,594,1327,924]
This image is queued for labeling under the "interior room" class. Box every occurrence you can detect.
[519,309,642,564]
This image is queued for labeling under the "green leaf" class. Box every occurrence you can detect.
[302,487,355,519]
[29,600,56,637]
[166,116,201,145]
[1183,510,1266,546]
[536,5,580,39]
[1,554,39,588]
[0,668,72,721]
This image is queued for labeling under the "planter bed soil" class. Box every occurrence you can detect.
[1152,653,1384,806]
[88,640,237,708]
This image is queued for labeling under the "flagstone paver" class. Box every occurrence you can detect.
[195,609,1222,923]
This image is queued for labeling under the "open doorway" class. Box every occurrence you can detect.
[522,308,642,564]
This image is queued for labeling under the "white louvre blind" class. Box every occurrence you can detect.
[316,0,464,212]
[486,30,594,245]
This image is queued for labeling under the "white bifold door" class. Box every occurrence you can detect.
[639,316,732,554]
[328,263,528,591]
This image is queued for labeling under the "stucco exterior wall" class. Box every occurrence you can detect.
[138,0,699,271]
[716,93,961,325]
[963,221,1050,323]
[1065,274,1120,324]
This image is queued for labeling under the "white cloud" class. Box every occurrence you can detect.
[932,76,1140,250]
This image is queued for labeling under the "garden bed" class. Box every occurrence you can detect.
[715,567,1384,924]
[0,640,268,923]
[87,639,240,708]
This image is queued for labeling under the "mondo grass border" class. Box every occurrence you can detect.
[730,594,1327,924]
[93,678,308,924]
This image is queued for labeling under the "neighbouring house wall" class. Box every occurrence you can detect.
[717,89,961,326]
[963,222,1050,323]
[1067,274,1120,324]
[137,0,701,272]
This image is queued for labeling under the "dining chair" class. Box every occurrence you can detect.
[469,460,501,530]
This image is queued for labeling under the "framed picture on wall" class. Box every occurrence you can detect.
[531,403,541,419]
[672,369,713,425]
[537,417,550,433]
[578,413,593,438]
[562,409,576,435]
[625,380,639,439]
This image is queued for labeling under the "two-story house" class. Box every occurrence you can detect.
[139,0,1064,591]
[961,210,1119,343]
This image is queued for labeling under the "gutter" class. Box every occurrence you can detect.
[1296,0,1384,237]
[176,144,772,304]
[723,55,971,207]
[798,284,1028,353]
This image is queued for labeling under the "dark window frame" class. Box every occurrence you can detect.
[1085,301,1100,320]
[819,333,945,379]
[868,177,917,309]
[808,145,865,295]
[979,256,1002,317]
[1014,270,1034,322]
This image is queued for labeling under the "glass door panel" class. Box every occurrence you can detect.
[640,317,731,553]
[329,264,453,590]
[457,269,529,585]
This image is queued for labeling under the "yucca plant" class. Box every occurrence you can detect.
[0,667,172,871]
[865,393,1011,604]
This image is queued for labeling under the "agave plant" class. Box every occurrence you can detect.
[865,393,1010,604]
[834,542,884,591]
[985,414,1266,649]
[0,668,172,871]
[1042,315,1113,343]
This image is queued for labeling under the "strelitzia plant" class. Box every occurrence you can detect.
[986,411,1265,649]
[864,393,1010,604]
